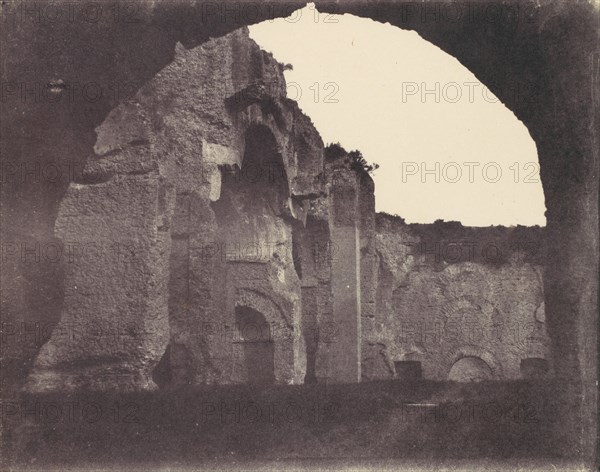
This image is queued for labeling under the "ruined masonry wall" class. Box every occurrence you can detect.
[363,215,548,381]
[24,27,548,392]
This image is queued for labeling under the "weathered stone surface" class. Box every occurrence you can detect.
[25,169,175,392]
[25,28,322,390]
[366,215,549,381]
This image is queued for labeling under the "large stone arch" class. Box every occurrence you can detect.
[2,0,597,462]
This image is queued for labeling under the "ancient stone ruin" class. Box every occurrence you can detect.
[2,1,597,466]
[21,28,549,392]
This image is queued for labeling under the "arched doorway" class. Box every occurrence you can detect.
[235,305,275,385]
[448,356,493,382]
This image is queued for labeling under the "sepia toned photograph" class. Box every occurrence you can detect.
[0,1,598,470]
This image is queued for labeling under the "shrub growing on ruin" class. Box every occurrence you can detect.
[325,143,379,175]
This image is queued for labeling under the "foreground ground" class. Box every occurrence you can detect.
[1,379,585,470]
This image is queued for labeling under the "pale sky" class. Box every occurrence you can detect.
[249,4,546,227]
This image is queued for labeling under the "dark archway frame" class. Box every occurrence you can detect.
[1,0,597,465]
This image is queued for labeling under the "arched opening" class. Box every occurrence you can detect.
[249,4,546,227]
[448,356,493,382]
[235,305,275,385]
[208,124,299,385]
[211,124,290,241]
[6,0,595,463]
[248,3,552,388]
